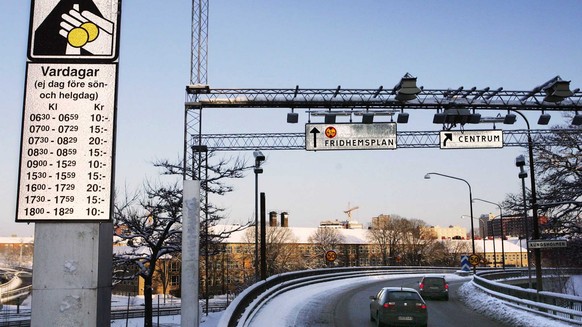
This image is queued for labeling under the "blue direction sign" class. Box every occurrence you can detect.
[460,255,470,272]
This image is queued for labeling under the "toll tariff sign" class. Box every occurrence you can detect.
[305,123,397,151]
[439,130,503,149]
[28,0,121,62]
[16,63,116,222]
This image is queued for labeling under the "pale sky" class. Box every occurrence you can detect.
[2,0,581,236]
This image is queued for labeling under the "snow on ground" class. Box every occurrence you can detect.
[243,273,580,327]
[2,274,580,326]
[457,281,573,327]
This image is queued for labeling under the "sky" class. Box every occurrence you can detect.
[1,0,582,237]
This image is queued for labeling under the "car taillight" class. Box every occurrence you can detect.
[416,303,427,310]
[419,283,424,290]
[383,302,396,308]
[444,283,449,290]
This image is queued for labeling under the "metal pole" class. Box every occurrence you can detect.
[254,170,259,282]
[425,172,476,273]
[481,220,486,264]
[479,219,487,262]
[511,109,543,291]
[499,209,506,269]
[474,196,506,269]
[260,192,267,280]
[204,151,209,316]
[521,175,532,288]
[491,218,497,268]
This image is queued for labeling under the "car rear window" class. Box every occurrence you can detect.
[387,291,422,301]
[424,278,445,287]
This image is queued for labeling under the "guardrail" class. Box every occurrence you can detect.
[217,266,459,327]
[0,271,32,306]
[474,268,582,325]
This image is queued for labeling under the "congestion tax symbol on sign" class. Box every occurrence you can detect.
[325,126,337,138]
[28,0,120,61]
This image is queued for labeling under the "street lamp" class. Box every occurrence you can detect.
[461,215,487,265]
[511,108,543,291]
[424,172,476,273]
[473,198,505,270]
[253,150,265,281]
[516,154,533,288]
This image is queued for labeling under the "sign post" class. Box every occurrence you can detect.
[17,1,121,326]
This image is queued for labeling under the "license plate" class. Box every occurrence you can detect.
[398,316,413,321]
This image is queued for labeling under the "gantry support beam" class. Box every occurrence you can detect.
[184,86,582,176]
[191,129,576,151]
[186,87,582,111]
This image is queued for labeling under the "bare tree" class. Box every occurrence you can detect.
[113,181,182,327]
[112,151,250,326]
[367,214,407,265]
[307,228,345,267]
[401,219,438,266]
[503,124,582,267]
[242,225,300,278]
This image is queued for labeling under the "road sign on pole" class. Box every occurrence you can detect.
[28,0,121,61]
[305,123,397,151]
[460,255,470,272]
[469,254,481,266]
[325,250,338,263]
[439,130,503,149]
[16,63,117,222]
[528,240,567,249]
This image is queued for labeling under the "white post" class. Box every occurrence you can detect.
[31,222,112,327]
[182,180,200,326]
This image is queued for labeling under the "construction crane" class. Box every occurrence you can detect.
[344,205,359,221]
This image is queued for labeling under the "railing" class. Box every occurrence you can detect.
[0,271,32,306]
[217,266,458,327]
[474,268,582,325]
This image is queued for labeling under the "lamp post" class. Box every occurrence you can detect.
[425,172,476,273]
[516,154,533,288]
[512,108,542,291]
[461,214,486,266]
[478,215,487,265]
[253,150,265,282]
[473,198,505,270]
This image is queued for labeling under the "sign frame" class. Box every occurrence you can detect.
[15,62,118,223]
[439,130,503,149]
[27,0,121,62]
[305,122,397,151]
[528,240,567,249]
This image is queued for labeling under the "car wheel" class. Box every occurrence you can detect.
[444,294,449,301]
[376,312,383,327]
[370,310,375,321]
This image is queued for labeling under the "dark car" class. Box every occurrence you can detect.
[370,287,428,327]
[418,275,449,300]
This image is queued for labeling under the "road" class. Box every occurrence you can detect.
[284,276,511,327]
